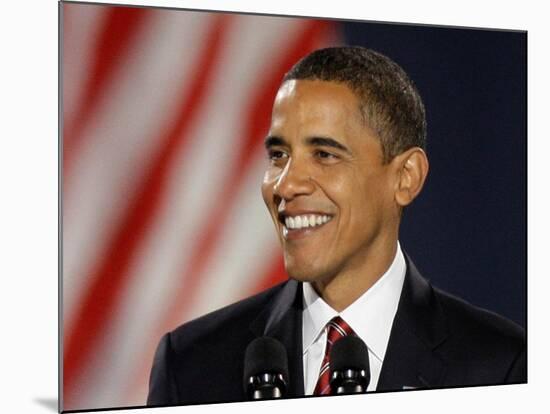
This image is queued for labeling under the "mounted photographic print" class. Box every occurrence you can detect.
[61,1,526,411]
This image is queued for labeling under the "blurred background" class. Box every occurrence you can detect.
[62,2,526,411]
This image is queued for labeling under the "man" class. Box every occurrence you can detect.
[147,46,526,406]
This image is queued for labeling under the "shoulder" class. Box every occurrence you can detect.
[148,281,290,405]
[401,255,526,385]
[168,281,286,354]
[435,286,524,342]
[433,286,525,362]
[403,255,525,359]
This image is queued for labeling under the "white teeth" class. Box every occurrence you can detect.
[287,216,295,229]
[284,214,332,231]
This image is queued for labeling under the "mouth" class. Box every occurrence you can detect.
[277,212,334,240]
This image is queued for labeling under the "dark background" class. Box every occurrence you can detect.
[341,22,526,327]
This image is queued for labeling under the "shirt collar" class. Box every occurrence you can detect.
[302,242,406,362]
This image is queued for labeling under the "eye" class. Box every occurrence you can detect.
[267,149,288,162]
[315,150,338,160]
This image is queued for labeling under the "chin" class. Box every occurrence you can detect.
[284,258,334,285]
[286,269,318,283]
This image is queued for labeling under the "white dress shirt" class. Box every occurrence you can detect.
[302,243,406,394]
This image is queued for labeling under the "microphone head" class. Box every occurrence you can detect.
[243,337,289,395]
[329,335,370,393]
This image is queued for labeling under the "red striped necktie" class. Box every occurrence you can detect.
[313,316,355,395]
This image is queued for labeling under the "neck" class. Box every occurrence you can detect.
[313,236,398,312]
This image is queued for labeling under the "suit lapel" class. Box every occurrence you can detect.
[249,280,305,397]
[248,255,448,395]
[377,255,449,391]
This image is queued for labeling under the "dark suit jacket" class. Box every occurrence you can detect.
[147,256,526,407]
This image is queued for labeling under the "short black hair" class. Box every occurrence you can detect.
[283,46,427,163]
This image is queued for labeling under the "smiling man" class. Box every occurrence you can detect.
[262,78,421,312]
[147,47,526,407]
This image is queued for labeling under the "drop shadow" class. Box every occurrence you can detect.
[34,397,58,412]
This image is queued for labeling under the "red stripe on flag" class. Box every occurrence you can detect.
[122,18,334,402]
[62,15,232,410]
[245,27,340,298]
[245,28,341,298]
[63,6,151,178]
[168,18,333,329]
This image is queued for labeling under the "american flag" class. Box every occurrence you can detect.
[62,3,341,410]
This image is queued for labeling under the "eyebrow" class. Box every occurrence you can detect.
[306,136,351,154]
[264,135,351,154]
[264,135,286,149]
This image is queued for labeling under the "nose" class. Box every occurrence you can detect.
[273,157,315,201]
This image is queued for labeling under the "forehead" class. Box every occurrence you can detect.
[270,79,363,134]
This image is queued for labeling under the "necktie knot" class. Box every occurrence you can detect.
[326,316,354,344]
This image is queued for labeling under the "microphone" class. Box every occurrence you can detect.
[243,337,289,400]
[329,335,370,395]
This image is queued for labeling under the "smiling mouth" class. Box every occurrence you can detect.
[279,213,334,239]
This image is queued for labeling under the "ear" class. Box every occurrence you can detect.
[392,147,429,207]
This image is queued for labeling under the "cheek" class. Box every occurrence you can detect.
[262,165,282,187]
[323,168,366,210]
[357,174,395,223]
[261,169,275,203]
[261,170,282,220]
[331,170,389,224]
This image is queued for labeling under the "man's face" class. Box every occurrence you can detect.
[262,79,399,286]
